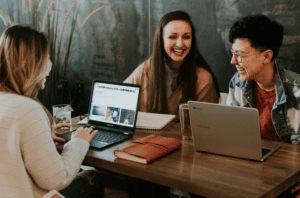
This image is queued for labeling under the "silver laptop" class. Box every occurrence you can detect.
[188,101,280,161]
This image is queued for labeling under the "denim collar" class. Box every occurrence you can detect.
[235,61,287,107]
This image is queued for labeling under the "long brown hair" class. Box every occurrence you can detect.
[148,10,220,113]
[0,25,53,125]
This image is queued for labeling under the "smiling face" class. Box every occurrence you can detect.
[163,20,192,70]
[230,38,266,82]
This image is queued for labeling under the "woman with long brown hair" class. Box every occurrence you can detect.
[0,25,104,198]
[124,10,220,198]
[125,10,220,120]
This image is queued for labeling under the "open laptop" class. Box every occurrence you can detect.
[59,80,141,149]
[188,101,280,161]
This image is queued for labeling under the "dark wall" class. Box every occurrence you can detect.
[215,0,300,81]
[0,0,300,112]
[124,0,235,93]
[127,0,300,93]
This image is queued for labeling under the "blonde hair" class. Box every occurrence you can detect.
[0,25,54,125]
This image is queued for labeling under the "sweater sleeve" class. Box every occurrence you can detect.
[195,68,218,104]
[19,100,89,191]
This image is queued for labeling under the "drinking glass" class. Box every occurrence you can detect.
[53,104,72,129]
[179,104,192,140]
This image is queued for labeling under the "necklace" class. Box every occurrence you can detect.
[256,84,275,109]
[261,87,275,92]
[257,84,275,92]
[256,82,275,92]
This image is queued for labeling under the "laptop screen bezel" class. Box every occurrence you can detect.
[86,80,141,135]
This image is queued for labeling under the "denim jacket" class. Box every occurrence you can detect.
[225,62,300,144]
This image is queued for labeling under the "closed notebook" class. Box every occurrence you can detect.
[114,134,182,164]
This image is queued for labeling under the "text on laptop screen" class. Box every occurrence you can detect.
[89,82,139,128]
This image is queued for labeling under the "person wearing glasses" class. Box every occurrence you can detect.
[225,14,300,197]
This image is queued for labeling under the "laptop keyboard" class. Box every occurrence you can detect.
[262,148,272,157]
[92,130,128,144]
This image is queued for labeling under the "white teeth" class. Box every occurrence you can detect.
[173,49,183,53]
[237,67,245,72]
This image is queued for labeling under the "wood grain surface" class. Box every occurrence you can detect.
[55,116,300,198]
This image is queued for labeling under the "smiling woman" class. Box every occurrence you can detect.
[124,10,220,121]
[163,20,192,69]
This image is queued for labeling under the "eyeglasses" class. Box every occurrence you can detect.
[228,49,264,63]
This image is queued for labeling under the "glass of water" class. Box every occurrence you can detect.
[179,103,192,140]
[53,104,73,129]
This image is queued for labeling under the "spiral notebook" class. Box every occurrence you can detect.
[135,112,175,130]
[78,111,175,130]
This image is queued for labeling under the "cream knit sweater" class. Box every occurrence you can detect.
[0,93,89,198]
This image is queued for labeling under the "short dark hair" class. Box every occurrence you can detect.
[229,14,283,61]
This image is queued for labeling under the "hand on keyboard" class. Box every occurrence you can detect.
[72,127,98,143]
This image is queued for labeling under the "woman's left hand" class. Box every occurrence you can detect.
[51,123,71,142]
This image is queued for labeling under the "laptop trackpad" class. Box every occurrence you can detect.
[90,140,109,148]
[59,131,74,141]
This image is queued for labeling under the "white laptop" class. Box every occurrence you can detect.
[188,101,280,161]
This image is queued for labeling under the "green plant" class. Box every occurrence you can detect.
[0,0,106,110]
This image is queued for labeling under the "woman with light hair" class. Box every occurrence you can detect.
[0,25,104,198]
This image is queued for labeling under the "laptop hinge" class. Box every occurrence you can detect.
[124,132,129,135]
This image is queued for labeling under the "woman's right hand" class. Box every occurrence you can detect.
[71,127,98,143]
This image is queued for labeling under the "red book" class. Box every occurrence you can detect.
[114,134,182,164]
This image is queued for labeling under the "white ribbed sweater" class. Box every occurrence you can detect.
[0,93,90,198]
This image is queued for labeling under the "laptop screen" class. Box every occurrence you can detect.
[87,80,141,133]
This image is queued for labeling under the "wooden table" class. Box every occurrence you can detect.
[56,116,300,198]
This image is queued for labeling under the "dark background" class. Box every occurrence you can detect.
[0,0,300,114]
